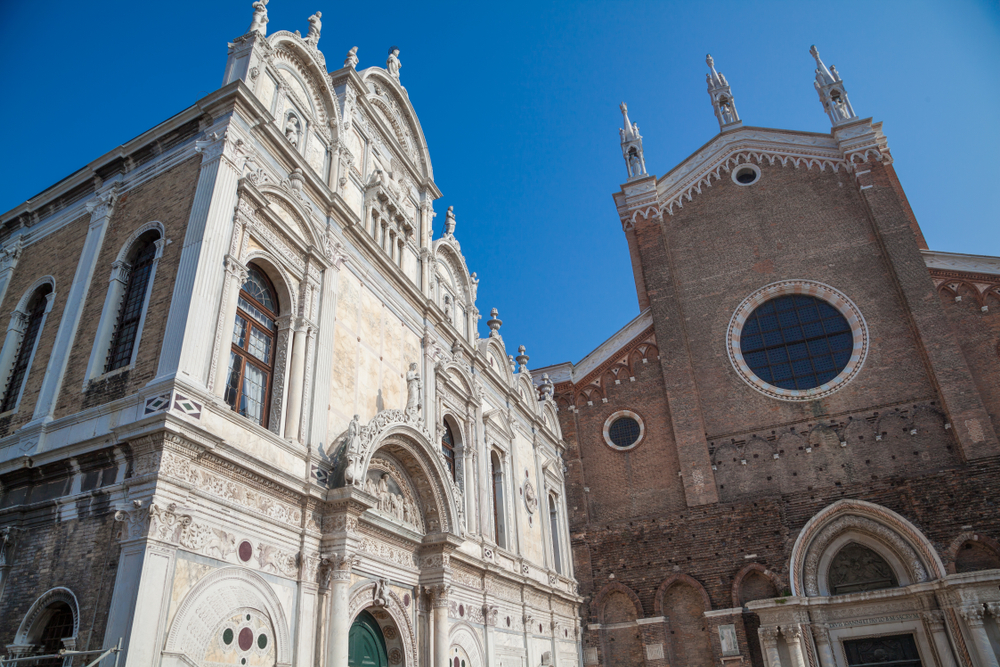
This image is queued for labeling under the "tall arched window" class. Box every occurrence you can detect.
[224,265,278,427]
[1,283,52,413]
[491,451,507,549]
[549,494,562,574]
[441,420,456,481]
[105,236,158,372]
[34,603,74,667]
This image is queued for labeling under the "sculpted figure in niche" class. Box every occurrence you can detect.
[386,46,402,80]
[405,362,422,417]
[304,11,321,47]
[344,415,362,484]
[284,114,301,147]
[628,148,643,178]
[248,0,268,35]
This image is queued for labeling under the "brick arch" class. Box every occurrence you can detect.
[654,573,712,615]
[730,564,783,608]
[590,581,644,623]
[944,531,1000,574]
[938,281,984,307]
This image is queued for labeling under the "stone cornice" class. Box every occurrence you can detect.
[922,250,1000,278]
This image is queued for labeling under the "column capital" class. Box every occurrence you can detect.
[921,609,947,629]
[810,623,831,644]
[428,583,451,607]
[321,553,360,587]
[224,254,249,284]
[110,260,132,285]
[959,604,986,626]
[782,624,805,641]
[85,184,120,226]
[758,626,780,647]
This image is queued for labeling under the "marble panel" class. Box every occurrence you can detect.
[337,270,360,334]
[358,345,380,421]
[359,287,382,351]
[257,75,276,115]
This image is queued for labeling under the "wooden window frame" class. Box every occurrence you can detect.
[225,266,279,428]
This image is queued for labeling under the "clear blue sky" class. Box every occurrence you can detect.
[2,1,998,369]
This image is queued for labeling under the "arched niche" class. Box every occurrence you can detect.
[348,417,461,536]
[789,499,946,597]
[163,567,291,667]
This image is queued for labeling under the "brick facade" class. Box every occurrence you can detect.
[548,121,1000,666]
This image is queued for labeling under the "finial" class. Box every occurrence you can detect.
[705,53,741,130]
[304,12,322,48]
[444,206,456,236]
[248,0,269,36]
[344,46,359,69]
[387,46,402,81]
[515,345,529,371]
[809,46,856,126]
[539,373,554,400]
[487,308,502,337]
[619,102,647,181]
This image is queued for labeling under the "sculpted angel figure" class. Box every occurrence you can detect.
[248,0,269,35]
[405,362,421,416]
[386,46,402,80]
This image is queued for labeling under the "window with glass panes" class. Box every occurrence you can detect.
[106,237,158,372]
[739,295,853,391]
[441,421,456,480]
[34,603,74,667]
[225,266,278,427]
[1,285,51,413]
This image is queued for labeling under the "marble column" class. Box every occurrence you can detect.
[920,610,957,667]
[283,317,308,440]
[758,626,781,667]
[783,624,809,667]
[960,605,1000,667]
[431,584,451,667]
[810,624,837,667]
[325,554,359,667]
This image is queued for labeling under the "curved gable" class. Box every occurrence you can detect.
[267,33,341,133]
[360,68,433,181]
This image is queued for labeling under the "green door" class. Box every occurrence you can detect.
[348,611,387,667]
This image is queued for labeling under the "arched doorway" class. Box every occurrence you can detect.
[349,611,387,667]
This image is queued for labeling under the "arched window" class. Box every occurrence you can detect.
[549,494,562,574]
[441,421,456,481]
[105,236,158,372]
[491,451,506,548]
[34,603,74,667]
[828,543,899,595]
[224,265,278,427]
[1,283,52,413]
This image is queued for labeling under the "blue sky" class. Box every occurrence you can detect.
[2,1,998,369]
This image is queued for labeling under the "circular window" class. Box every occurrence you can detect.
[602,411,645,450]
[731,164,760,186]
[727,281,868,401]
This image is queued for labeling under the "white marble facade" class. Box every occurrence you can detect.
[0,5,580,667]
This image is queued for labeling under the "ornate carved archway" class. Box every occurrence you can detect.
[349,582,417,666]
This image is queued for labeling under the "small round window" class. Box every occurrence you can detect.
[732,164,760,186]
[602,411,645,450]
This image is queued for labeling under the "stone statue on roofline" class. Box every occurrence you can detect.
[248,0,269,36]
[304,12,322,47]
[387,46,402,80]
[344,46,359,69]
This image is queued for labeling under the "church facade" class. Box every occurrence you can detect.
[537,52,1000,667]
[0,5,580,667]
